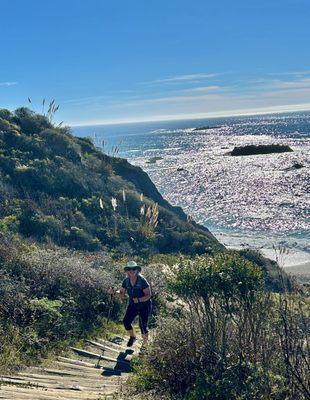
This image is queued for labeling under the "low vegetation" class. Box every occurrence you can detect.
[0,233,122,372]
[130,253,309,400]
[0,105,306,400]
[0,107,222,256]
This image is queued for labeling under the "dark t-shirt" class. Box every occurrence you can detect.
[122,274,150,305]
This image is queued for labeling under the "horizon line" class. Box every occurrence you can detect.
[69,103,310,127]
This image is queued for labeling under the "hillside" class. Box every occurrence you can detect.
[0,107,223,256]
[0,106,300,386]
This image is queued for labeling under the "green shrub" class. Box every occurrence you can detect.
[13,107,52,135]
[168,251,263,301]
[185,363,287,400]
[67,226,101,250]
[0,215,19,233]
[0,107,224,256]
[40,129,81,162]
[0,239,124,371]
[0,108,13,121]
[19,211,63,240]
[30,298,64,340]
[0,117,20,133]
[132,254,309,400]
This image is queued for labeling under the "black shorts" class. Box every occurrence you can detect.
[123,301,152,334]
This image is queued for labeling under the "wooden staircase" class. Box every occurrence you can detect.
[0,336,140,399]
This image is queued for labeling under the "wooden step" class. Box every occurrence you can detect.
[40,366,122,381]
[0,385,115,399]
[57,356,129,376]
[104,336,142,351]
[0,334,137,399]
[57,357,97,369]
[2,372,119,388]
[114,336,143,345]
[0,390,89,400]
[97,337,140,352]
[56,357,126,373]
[84,343,135,364]
[0,389,116,399]
[86,339,125,354]
[55,360,124,376]
[69,347,130,365]
[0,376,117,392]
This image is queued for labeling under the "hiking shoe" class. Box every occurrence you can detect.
[127,336,136,347]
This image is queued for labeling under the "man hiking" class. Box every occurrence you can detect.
[109,261,152,347]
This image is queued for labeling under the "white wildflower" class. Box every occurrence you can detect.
[111,197,117,211]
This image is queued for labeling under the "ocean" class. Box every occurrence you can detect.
[73,112,310,268]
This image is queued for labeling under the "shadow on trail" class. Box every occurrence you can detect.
[101,336,134,376]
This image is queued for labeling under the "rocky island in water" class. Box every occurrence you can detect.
[229,144,293,156]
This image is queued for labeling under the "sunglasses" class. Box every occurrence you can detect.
[127,268,138,271]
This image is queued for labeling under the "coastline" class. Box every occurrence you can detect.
[260,247,310,268]
[284,261,310,274]
[217,230,310,281]
[213,230,310,268]
[72,113,309,277]
[284,261,310,284]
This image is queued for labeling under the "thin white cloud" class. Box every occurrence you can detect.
[61,86,221,108]
[61,89,135,106]
[268,70,310,77]
[241,77,310,93]
[271,78,310,90]
[144,93,222,104]
[67,75,310,114]
[102,93,223,109]
[61,95,112,105]
[83,81,310,122]
[181,85,221,93]
[0,81,18,87]
[264,87,310,98]
[66,70,310,125]
[117,89,133,94]
[142,73,218,85]
[71,103,310,126]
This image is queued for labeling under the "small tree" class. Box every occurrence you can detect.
[133,252,299,399]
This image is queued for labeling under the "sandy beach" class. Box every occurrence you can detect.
[283,261,310,284]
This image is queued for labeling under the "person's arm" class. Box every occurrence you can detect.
[109,287,126,299]
[139,287,152,302]
[133,287,151,303]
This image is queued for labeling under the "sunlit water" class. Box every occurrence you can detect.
[73,112,310,267]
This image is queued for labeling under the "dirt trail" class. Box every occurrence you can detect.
[0,336,140,399]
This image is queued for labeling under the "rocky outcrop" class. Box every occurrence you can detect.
[229,144,293,156]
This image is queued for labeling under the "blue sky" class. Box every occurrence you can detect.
[1,0,310,125]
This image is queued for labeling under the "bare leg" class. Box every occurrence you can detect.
[128,328,136,338]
